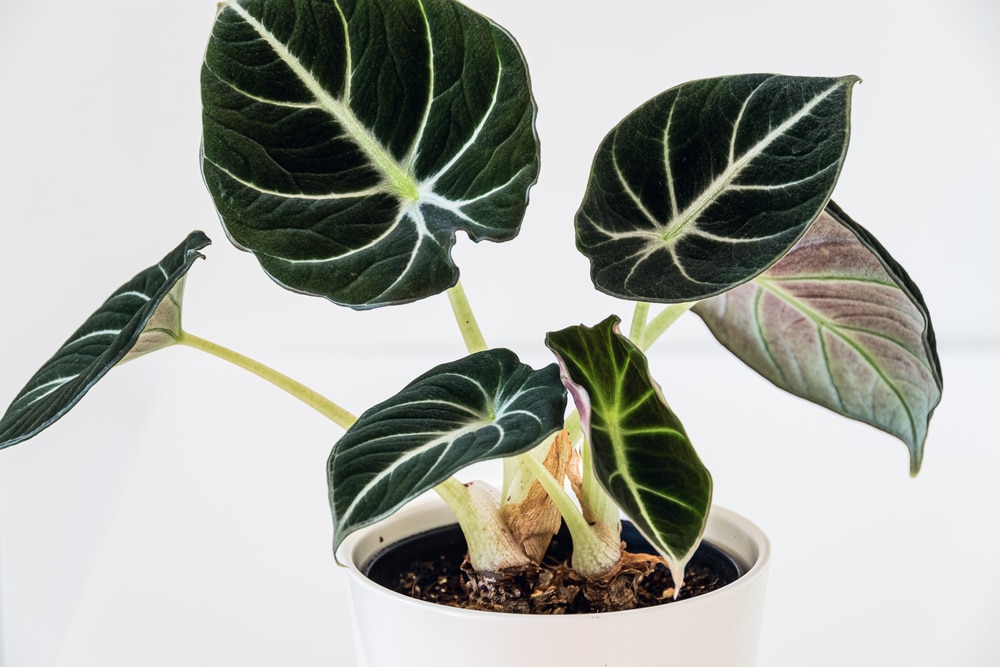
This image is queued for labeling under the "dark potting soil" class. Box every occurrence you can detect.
[364,521,743,614]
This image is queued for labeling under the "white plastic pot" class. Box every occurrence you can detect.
[339,500,771,667]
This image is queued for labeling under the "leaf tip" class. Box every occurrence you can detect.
[909,446,924,478]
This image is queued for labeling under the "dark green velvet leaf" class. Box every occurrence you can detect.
[328,349,566,548]
[201,0,539,309]
[693,202,942,474]
[545,316,712,580]
[577,74,857,302]
[0,232,211,450]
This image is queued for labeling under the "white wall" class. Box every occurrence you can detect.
[0,1,996,665]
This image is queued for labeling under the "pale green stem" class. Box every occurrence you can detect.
[445,279,495,505]
[178,331,356,430]
[580,433,621,528]
[520,453,621,577]
[447,280,488,354]
[434,477,531,571]
[563,409,583,445]
[501,456,520,503]
[629,301,651,344]
[641,302,696,350]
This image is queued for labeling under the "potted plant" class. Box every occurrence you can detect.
[0,0,941,665]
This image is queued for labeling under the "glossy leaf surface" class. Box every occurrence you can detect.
[545,316,711,583]
[328,349,566,548]
[202,0,538,309]
[0,232,211,450]
[577,74,857,302]
[693,202,942,474]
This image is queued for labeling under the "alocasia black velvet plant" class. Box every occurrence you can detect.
[0,0,941,608]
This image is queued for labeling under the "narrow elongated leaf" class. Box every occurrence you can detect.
[545,316,711,586]
[693,202,942,474]
[201,0,539,309]
[577,74,858,302]
[0,232,211,450]
[328,349,566,548]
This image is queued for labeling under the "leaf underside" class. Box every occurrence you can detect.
[693,202,942,474]
[0,232,211,450]
[577,74,858,303]
[201,0,539,309]
[545,316,712,578]
[328,349,566,548]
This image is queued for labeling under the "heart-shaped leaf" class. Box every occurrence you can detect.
[328,349,566,548]
[693,202,942,474]
[577,74,857,302]
[0,232,211,450]
[545,316,712,586]
[201,0,539,309]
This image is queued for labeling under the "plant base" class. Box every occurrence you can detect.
[365,520,741,613]
[339,500,771,667]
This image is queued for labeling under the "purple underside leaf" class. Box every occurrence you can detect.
[693,202,941,474]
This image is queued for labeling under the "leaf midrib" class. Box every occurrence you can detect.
[592,363,692,560]
[226,1,419,200]
[660,79,846,245]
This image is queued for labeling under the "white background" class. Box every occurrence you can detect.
[1,0,997,665]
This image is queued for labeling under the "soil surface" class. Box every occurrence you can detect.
[365,522,740,615]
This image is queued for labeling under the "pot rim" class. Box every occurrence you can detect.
[338,499,771,620]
